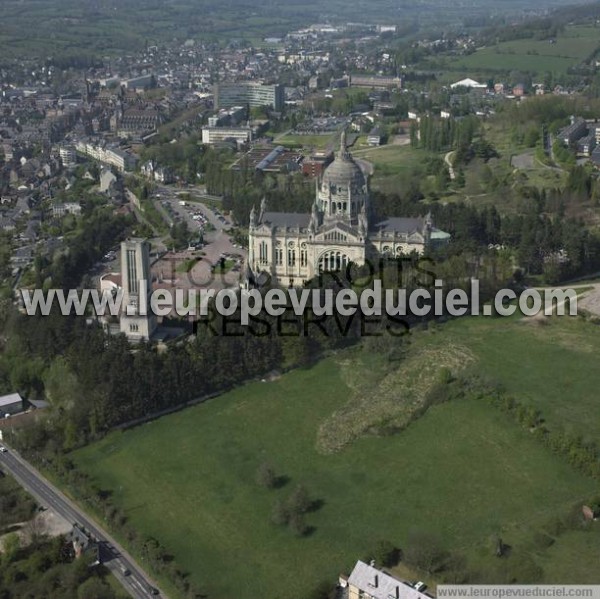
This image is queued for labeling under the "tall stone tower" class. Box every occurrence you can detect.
[119,239,157,341]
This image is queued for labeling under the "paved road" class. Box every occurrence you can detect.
[155,186,229,232]
[273,128,292,142]
[444,151,456,180]
[532,282,600,318]
[0,444,164,599]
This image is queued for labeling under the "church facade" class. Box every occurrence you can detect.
[247,132,449,287]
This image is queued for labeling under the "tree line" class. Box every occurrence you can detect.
[373,183,600,283]
[411,115,479,153]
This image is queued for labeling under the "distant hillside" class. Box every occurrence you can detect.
[0,0,595,61]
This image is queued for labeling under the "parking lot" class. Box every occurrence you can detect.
[151,191,248,304]
[89,187,248,308]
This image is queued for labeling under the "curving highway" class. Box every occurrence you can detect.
[0,443,165,599]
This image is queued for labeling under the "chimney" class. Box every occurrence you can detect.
[374,574,379,588]
[396,586,401,599]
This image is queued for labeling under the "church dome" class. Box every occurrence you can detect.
[318,129,370,223]
[322,130,367,193]
[322,152,367,190]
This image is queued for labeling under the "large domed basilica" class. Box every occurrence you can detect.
[247,131,449,287]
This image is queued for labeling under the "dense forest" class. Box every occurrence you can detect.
[0,533,120,599]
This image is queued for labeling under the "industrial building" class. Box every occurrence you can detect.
[232,146,303,174]
[214,82,284,111]
[301,151,334,178]
[122,74,155,90]
[207,106,246,127]
[201,126,253,146]
[349,74,403,90]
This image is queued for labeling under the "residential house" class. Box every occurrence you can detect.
[53,202,82,218]
[577,133,596,157]
[15,196,33,217]
[0,216,16,232]
[69,524,100,564]
[367,127,382,146]
[347,560,432,599]
[10,246,33,269]
[0,392,25,416]
[140,160,174,183]
[512,83,526,97]
[140,160,156,179]
[558,117,587,146]
[589,145,600,167]
[154,167,173,184]
[22,218,41,243]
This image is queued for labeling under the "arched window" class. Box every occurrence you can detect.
[259,241,268,264]
[288,248,296,267]
[318,250,350,273]
[324,231,347,242]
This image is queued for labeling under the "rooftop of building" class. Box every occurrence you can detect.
[232,145,303,172]
[347,560,431,599]
[0,392,23,407]
[260,211,311,230]
[559,117,586,136]
[372,216,426,235]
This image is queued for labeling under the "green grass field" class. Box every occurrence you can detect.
[353,145,432,192]
[355,145,426,171]
[73,312,600,598]
[431,25,600,78]
[439,313,600,442]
